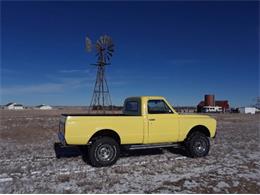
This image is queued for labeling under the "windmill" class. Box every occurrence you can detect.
[85,35,114,113]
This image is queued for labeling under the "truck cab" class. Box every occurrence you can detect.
[123,96,180,143]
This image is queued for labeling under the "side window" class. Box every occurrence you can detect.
[148,100,173,114]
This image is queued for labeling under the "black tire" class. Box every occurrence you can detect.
[185,132,210,158]
[87,136,120,167]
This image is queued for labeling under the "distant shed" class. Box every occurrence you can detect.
[239,107,256,114]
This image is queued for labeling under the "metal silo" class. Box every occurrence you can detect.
[205,94,215,106]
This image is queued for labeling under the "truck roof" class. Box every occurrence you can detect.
[126,96,165,99]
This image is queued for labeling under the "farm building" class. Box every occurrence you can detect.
[197,94,229,112]
[5,102,24,110]
[36,104,52,110]
[239,107,256,114]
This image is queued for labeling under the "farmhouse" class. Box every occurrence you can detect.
[5,102,24,110]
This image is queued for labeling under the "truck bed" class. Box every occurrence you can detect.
[61,113,139,117]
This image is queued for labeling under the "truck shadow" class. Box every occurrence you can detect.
[120,148,164,158]
[54,143,188,162]
[166,147,188,157]
[120,147,188,158]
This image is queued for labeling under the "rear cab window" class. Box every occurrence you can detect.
[125,101,138,112]
[123,98,141,116]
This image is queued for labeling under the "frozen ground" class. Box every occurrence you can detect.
[0,110,259,193]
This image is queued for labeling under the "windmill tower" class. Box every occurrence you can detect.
[85,35,114,113]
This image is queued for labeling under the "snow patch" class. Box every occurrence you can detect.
[175,156,187,160]
[217,181,230,188]
[183,180,198,189]
[0,178,13,183]
[31,171,41,175]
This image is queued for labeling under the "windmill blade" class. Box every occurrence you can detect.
[96,38,103,46]
[107,54,112,61]
[108,48,114,53]
[107,48,114,54]
[96,44,103,54]
[106,55,110,61]
[96,42,102,50]
[107,51,113,57]
[96,44,101,52]
[85,37,92,52]
[108,47,114,52]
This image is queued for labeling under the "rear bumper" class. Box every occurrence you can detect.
[58,131,66,145]
[54,142,82,158]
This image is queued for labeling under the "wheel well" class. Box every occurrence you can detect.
[186,125,210,139]
[89,129,121,144]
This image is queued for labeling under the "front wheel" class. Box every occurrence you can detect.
[185,132,210,157]
[87,137,120,167]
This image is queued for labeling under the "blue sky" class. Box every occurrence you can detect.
[1,1,259,106]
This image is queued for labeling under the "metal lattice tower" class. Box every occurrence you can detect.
[85,35,114,113]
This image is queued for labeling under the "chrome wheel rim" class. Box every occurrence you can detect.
[194,140,206,154]
[96,144,115,162]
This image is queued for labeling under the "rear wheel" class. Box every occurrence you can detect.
[185,132,210,157]
[87,137,120,167]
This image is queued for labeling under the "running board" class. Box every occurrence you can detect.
[124,143,181,150]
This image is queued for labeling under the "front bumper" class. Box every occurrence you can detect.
[213,130,217,139]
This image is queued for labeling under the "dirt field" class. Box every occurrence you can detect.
[0,109,259,193]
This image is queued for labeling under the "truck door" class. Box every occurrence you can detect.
[147,99,179,143]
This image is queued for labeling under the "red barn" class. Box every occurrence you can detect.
[197,95,229,112]
[215,100,229,112]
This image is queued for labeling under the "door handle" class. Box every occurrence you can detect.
[149,119,156,121]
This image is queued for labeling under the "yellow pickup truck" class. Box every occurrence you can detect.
[57,96,217,167]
